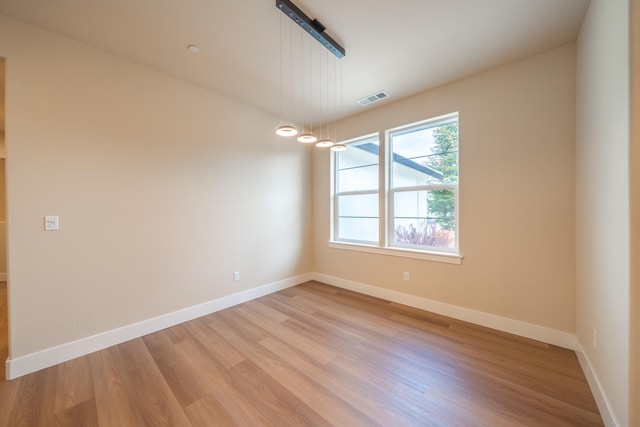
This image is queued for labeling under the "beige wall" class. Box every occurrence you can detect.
[629,0,639,425]
[0,160,5,276]
[0,15,313,358]
[0,58,5,276]
[0,160,5,221]
[576,0,631,425]
[313,45,577,332]
[0,7,634,422]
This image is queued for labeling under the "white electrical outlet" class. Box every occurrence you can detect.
[233,271,240,282]
[403,272,410,282]
[44,215,60,231]
[592,329,597,350]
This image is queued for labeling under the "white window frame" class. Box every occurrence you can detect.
[330,113,462,265]
[332,134,380,245]
[386,113,459,255]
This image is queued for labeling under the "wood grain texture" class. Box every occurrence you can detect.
[0,281,603,426]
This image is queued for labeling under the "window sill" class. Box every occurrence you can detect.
[328,241,463,265]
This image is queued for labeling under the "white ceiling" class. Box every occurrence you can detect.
[0,0,589,126]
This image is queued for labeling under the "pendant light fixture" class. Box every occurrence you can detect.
[276,124,298,136]
[319,44,340,149]
[330,52,346,152]
[316,139,335,148]
[275,0,346,150]
[298,133,318,143]
[297,28,317,144]
[276,9,298,137]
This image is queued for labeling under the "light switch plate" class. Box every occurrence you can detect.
[44,216,59,231]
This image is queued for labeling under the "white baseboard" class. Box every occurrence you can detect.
[311,273,619,426]
[5,273,312,380]
[5,271,618,426]
[576,344,621,427]
[312,272,578,350]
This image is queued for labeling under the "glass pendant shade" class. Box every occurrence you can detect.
[330,143,347,152]
[297,133,318,143]
[315,139,335,148]
[276,124,298,137]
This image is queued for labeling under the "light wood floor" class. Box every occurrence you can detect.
[0,281,602,426]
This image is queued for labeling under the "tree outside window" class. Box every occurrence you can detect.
[390,117,458,251]
[332,113,459,255]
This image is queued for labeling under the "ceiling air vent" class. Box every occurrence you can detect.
[357,91,390,107]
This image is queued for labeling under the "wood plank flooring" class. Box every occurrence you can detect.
[0,281,603,426]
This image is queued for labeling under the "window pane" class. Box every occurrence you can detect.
[337,137,379,192]
[392,190,456,249]
[338,165,378,192]
[332,115,459,254]
[336,138,379,169]
[392,160,444,187]
[334,135,380,244]
[337,218,378,242]
[338,194,378,217]
[394,190,428,218]
[391,121,458,188]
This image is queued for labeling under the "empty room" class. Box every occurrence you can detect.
[0,0,637,426]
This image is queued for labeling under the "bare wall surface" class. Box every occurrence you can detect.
[0,15,313,358]
[629,0,639,424]
[314,44,577,333]
[576,0,631,425]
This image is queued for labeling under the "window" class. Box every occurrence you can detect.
[332,113,459,260]
[333,135,380,244]
[388,115,458,252]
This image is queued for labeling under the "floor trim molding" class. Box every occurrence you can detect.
[312,272,578,350]
[6,271,614,426]
[311,274,625,422]
[5,273,312,380]
[576,344,620,427]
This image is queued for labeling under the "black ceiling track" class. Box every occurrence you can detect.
[276,0,345,58]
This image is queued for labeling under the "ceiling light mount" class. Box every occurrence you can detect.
[276,0,345,59]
